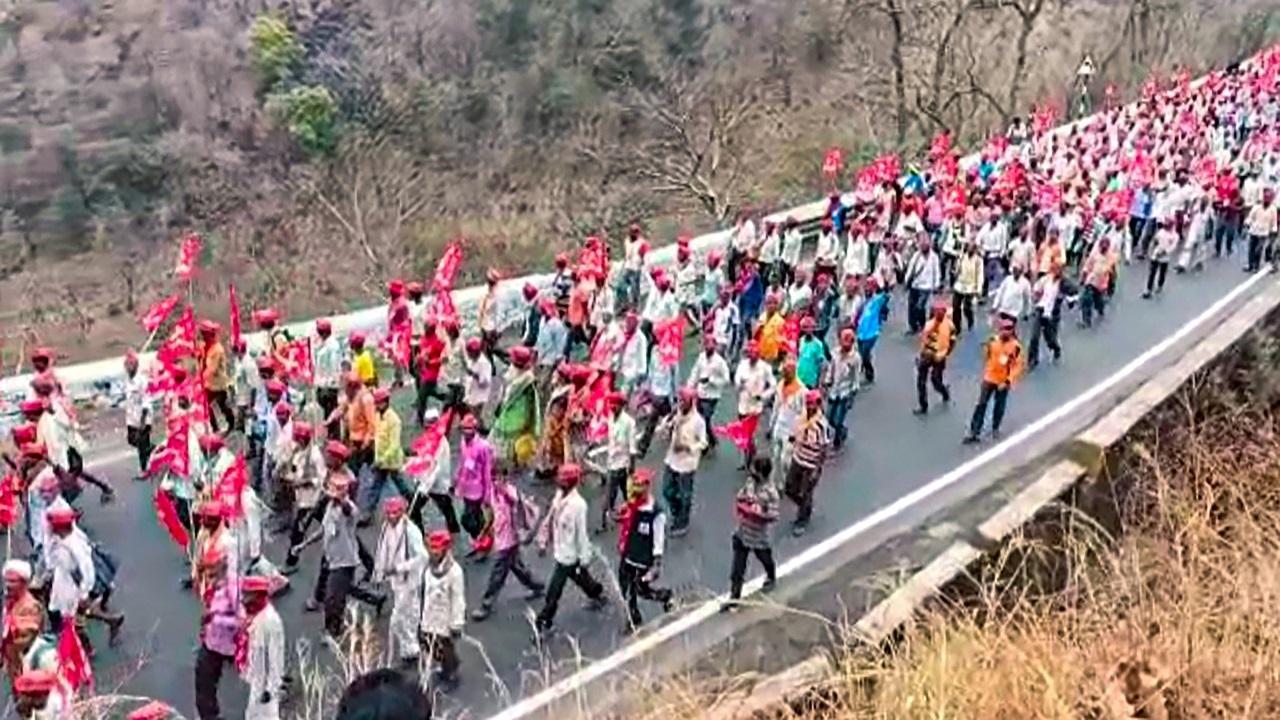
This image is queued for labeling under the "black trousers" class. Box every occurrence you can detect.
[906,288,930,333]
[1028,314,1060,366]
[536,562,604,630]
[315,562,382,637]
[915,357,950,411]
[951,292,975,334]
[285,504,324,567]
[426,492,461,534]
[414,378,445,426]
[317,387,340,439]
[460,498,485,540]
[618,560,672,627]
[695,397,719,447]
[126,424,153,474]
[1145,260,1169,293]
[968,381,1009,437]
[66,448,111,496]
[636,396,672,457]
[729,534,776,600]
[784,463,820,526]
[481,545,542,606]
[205,390,235,435]
[1247,233,1268,272]
[600,468,630,526]
[194,646,233,720]
[419,632,459,681]
[1080,286,1106,327]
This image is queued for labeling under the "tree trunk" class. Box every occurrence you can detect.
[1005,0,1043,120]
[884,0,910,146]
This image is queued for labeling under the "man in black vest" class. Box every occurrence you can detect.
[616,468,673,632]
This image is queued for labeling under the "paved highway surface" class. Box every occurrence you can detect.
[34,253,1259,719]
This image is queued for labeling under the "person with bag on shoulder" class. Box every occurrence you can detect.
[471,466,544,621]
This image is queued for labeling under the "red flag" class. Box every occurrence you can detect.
[431,290,457,327]
[1033,182,1062,210]
[379,328,411,370]
[154,488,190,549]
[56,620,93,693]
[147,423,190,478]
[280,339,315,383]
[175,233,203,281]
[655,316,685,367]
[228,284,242,347]
[928,132,951,162]
[821,147,844,180]
[714,414,760,453]
[432,242,464,292]
[406,409,455,475]
[215,455,248,519]
[0,473,18,529]
[164,305,197,359]
[1031,104,1056,136]
[140,294,181,333]
[854,166,879,196]
[782,314,801,356]
[871,154,901,184]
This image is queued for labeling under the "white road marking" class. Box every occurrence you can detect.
[485,269,1271,720]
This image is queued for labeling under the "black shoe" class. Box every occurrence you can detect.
[962,434,980,445]
[304,598,321,613]
[791,522,808,537]
[719,600,740,614]
[101,489,116,505]
[913,406,928,416]
[107,615,125,647]
[587,595,608,611]
[180,577,194,590]
[1141,291,1152,299]
[761,579,777,593]
[525,585,545,601]
[356,515,373,529]
[471,605,493,622]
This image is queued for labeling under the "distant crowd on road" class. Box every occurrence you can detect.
[2,47,1279,720]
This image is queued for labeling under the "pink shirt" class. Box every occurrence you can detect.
[487,483,530,551]
[454,437,494,502]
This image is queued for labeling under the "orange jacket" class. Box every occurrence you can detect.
[982,335,1024,386]
[919,316,956,361]
[344,390,378,446]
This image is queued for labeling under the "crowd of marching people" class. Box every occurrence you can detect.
[2,47,1279,720]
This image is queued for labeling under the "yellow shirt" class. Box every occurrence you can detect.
[757,312,786,362]
[353,350,376,386]
[373,407,404,470]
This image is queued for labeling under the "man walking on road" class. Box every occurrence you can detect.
[615,468,673,631]
[963,318,1025,444]
[662,388,709,536]
[784,390,830,536]
[535,463,607,633]
[825,329,860,451]
[686,336,731,451]
[472,467,543,621]
[723,457,779,612]
[194,546,239,720]
[913,303,954,415]
[372,496,425,668]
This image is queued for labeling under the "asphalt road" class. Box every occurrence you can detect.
[27,251,1259,719]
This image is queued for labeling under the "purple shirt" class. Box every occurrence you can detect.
[455,437,494,502]
[488,483,527,551]
[201,579,242,656]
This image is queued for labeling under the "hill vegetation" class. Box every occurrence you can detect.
[0,0,1275,365]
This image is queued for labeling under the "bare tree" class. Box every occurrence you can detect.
[625,74,764,224]
[1002,0,1049,116]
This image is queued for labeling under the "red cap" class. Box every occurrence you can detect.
[127,701,175,720]
[342,371,361,388]
[19,442,46,460]
[839,328,855,347]
[427,530,453,552]
[30,347,54,362]
[196,499,226,518]
[349,332,366,348]
[252,308,281,327]
[316,318,332,334]
[555,252,570,268]
[241,576,272,594]
[198,434,225,453]
[47,507,77,527]
[13,668,57,695]
[523,282,538,300]
[632,467,655,488]
[677,246,692,261]
[383,496,408,515]
[372,388,391,404]
[325,440,351,460]
[460,414,478,431]
[292,422,313,441]
[745,341,761,357]
[265,379,287,396]
[273,402,291,418]
[557,463,582,483]
[198,320,221,335]
[678,386,697,402]
[11,423,36,446]
[805,389,822,406]
[707,251,722,267]
[255,356,276,372]
[800,316,817,332]
[465,337,483,353]
[388,279,406,297]
[18,399,45,415]
[509,346,533,368]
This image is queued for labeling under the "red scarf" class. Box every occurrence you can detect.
[234,600,268,673]
[616,498,644,554]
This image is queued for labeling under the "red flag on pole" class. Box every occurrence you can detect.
[928,131,952,162]
[0,473,18,529]
[714,414,760,453]
[140,294,181,333]
[154,488,191,549]
[215,454,248,519]
[56,620,93,693]
[655,316,685,367]
[228,284,242,347]
[432,242,464,292]
[175,233,203,281]
[431,290,457,328]
[405,408,455,475]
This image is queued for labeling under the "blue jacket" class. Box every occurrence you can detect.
[856,292,890,341]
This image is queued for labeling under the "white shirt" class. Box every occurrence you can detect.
[313,336,343,390]
[625,237,646,271]
[606,412,638,472]
[733,219,758,252]
[664,409,707,474]
[710,303,740,350]
[45,531,94,615]
[243,605,286,707]
[620,332,649,386]
[735,359,776,416]
[1033,275,1061,317]
[687,352,731,400]
[781,228,804,265]
[906,250,942,291]
[418,558,466,636]
[642,288,678,325]
[844,236,870,277]
[124,371,153,428]
[978,222,1009,256]
[543,489,593,566]
[463,353,493,407]
[991,274,1033,318]
[815,231,839,263]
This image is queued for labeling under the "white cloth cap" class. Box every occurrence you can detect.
[3,559,32,582]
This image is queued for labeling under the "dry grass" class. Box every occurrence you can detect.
[629,331,1280,720]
